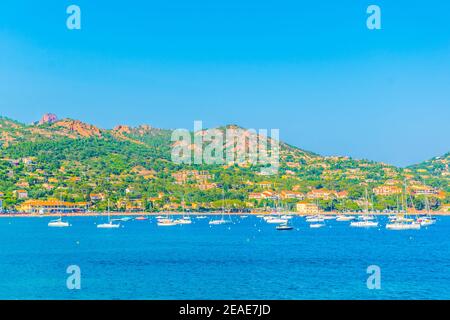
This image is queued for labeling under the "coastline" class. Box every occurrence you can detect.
[1,211,449,218]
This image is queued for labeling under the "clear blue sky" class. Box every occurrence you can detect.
[0,0,449,167]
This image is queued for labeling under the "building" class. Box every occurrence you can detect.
[14,190,28,199]
[409,185,439,196]
[197,182,217,190]
[249,192,265,200]
[335,191,348,199]
[90,193,105,201]
[18,199,88,214]
[16,181,30,188]
[172,170,213,185]
[296,202,319,214]
[248,191,278,201]
[280,190,305,200]
[307,189,335,200]
[257,181,273,188]
[373,185,402,196]
[117,199,144,211]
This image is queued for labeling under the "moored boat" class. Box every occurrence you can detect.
[350,220,378,228]
[276,223,294,231]
[48,217,70,228]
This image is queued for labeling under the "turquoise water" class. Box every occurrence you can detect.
[1,216,449,300]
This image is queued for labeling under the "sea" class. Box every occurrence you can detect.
[0,215,449,300]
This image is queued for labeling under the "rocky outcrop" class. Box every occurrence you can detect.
[53,119,102,138]
[113,125,132,135]
[38,113,58,125]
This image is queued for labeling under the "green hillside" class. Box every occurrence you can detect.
[0,115,448,212]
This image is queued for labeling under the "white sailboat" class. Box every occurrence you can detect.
[174,199,192,225]
[97,200,120,229]
[157,218,178,227]
[48,216,70,228]
[310,223,325,228]
[209,191,232,225]
[265,204,288,224]
[350,188,378,228]
[336,214,355,221]
[416,197,436,227]
[48,195,70,227]
[386,181,421,231]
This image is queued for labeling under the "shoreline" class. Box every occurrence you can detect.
[1,211,449,218]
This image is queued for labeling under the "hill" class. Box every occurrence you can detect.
[0,115,448,212]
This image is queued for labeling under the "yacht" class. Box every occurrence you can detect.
[48,217,70,228]
[358,215,376,221]
[310,223,325,228]
[336,215,355,221]
[386,180,421,231]
[386,221,421,230]
[97,220,121,229]
[351,188,378,228]
[266,217,288,224]
[97,200,120,229]
[175,217,192,225]
[174,200,193,225]
[416,197,436,227]
[306,216,324,223]
[417,217,436,227]
[209,218,232,225]
[350,220,379,228]
[209,191,232,225]
[157,218,178,227]
[276,223,294,231]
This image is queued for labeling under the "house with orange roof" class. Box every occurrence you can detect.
[409,185,439,196]
[14,190,28,199]
[18,199,87,213]
[307,189,335,200]
[280,190,305,200]
[373,185,402,196]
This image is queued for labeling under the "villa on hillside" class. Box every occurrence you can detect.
[90,193,105,201]
[307,189,347,200]
[14,190,28,199]
[249,191,278,201]
[280,190,305,200]
[172,170,213,185]
[373,185,402,196]
[409,185,439,196]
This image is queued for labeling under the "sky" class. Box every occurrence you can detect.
[0,0,449,167]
